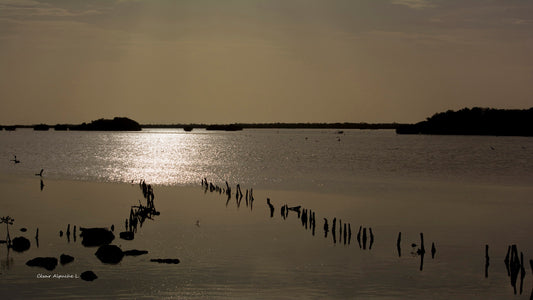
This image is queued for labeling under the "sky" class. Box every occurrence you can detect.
[1,0,533,125]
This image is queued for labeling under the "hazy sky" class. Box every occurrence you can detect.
[1,0,533,124]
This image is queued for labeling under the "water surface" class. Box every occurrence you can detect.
[1,129,532,299]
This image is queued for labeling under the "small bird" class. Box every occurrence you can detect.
[35,169,44,177]
[195,220,200,227]
[10,155,20,164]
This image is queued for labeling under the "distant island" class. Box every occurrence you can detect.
[0,117,142,131]
[396,107,533,136]
[3,109,533,136]
[69,117,142,131]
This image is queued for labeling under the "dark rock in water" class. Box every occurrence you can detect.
[95,245,124,264]
[80,271,98,281]
[150,258,180,264]
[60,254,75,265]
[123,249,148,256]
[119,231,134,240]
[80,227,115,247]
[26,257,58,271]
[20,228,27,232]
[11,236,31,252]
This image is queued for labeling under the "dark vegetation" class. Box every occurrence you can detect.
[69,117,141,131]
[1,120,403,131]
[4,107,532,135]
[0,117,141,131]
[396,107,533,136]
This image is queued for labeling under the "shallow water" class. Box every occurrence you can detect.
[1,128,533,191]
[1,129,533,298]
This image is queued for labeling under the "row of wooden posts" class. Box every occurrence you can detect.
[201,178,256,210]
[201,178,410,252]
[200,176,533,291]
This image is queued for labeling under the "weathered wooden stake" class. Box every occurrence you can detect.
[397,232,401,257]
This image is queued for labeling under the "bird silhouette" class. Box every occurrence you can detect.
[35,169,44,177]
[10,155,20,164]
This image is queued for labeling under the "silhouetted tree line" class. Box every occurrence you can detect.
[1,117,141,131]
[70,117,141,131]
[2,122,402,131]
[396,107,533,136]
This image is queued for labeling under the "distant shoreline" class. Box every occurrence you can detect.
[1,122,403,131]
[396,107,533,137]
[3,107,533,136]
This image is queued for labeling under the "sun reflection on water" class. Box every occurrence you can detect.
[100,129,209,185]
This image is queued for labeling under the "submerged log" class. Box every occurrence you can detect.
[150,258,180,264]
[123,249,148,256]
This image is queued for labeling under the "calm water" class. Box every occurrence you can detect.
[1,128,533,299]
[1,128,532,191]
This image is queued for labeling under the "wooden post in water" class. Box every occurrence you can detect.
[520,252,525,295]
[397,232,401,257]
[323,218,329,238]
[343,224,347,245]
[339,220,342,243]
[419,233,425,254]
[485,244,490,278]
[357,226,362,248]
[369,228,374,250]
[362,227,367,250]
[505,245,511,276]
[35,228,39,248]
[510,245,519,294]
[348,224,352,245]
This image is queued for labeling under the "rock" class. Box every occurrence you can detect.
[79,227,115,247]
[95,245,124,264]
[26,257,58,271]
[150,258,180,264]
[80,271,97,281]
[123,249,148,256]
[119,231,134,240]
[11,236,31,252]
[60,254,75,265]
